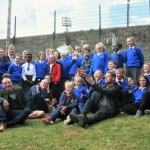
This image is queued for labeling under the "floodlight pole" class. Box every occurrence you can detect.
[6,0,12,50]
[66,17,68,32]
[99,5,101,36]
[127,0,130,27]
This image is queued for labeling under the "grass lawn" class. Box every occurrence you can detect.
[0,114,150,150]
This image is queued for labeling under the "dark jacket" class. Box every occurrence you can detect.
[0,86,28,109]
[92,83,120,117]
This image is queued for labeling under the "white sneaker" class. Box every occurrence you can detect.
[144,109,150,115]
[135,110,143,118]
[64,115,72,125]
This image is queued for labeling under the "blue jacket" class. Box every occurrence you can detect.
[115,78,129,92]
[34,61,50,78]
[58,92,78,110]
[128,83,137,93]
[74,86,90,106]
[110,52,125,68]
[123,46,144,68]
[26,85,45,101]
[89,52,110,76]
[26,85,38,101]
[133,88,148,103]
[0,84,3,89]
[0,60,11,78]
[7,64,22,82]
[58,59,69,78]
[68,58,81,75]
[66,54,72,60]
[147,75,150,82]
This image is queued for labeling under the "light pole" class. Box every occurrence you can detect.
[62,17,71,32]
[127,0,130,27]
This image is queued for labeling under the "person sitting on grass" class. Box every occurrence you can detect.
[143,63,150,82]
[0,78,30,132]
[123,74,150,117]
[42,81,78,125]
[0,73,12,89]
[68,70,120,128]
[127,77,137,104]
[26,79,53,119]
[74,76,90,112]
[89,70,105,96]
[115,68,129,108]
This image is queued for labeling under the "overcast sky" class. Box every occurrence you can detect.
[0,0,149,39]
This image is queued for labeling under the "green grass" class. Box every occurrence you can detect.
[1,114,150,150]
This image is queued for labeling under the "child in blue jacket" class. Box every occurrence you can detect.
[42,81,78,125]
[123,75,150,117]
[143,63,150,82]
[89,42,110,76]
[89,70,105,96]
[73,76,90,112]
[68,53,81,80]
[34,51,50,84]
[123,37,144,82]
[108,60,117,74]
[58,53,69,95]
[115,68,129,108]
[110,43,125,68]
[127,77,137,104]
[7,55,22,87]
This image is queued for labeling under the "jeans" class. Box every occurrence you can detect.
[0,103,30,127]
[50,107,79,121]
[30,94,49,113]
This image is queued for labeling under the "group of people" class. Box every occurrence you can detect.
[0,36,150,132]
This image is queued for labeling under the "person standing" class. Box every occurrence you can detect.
[0,48,11,83]
[5,44,16,64]
[22,54,36,94]
[123,37,144,82]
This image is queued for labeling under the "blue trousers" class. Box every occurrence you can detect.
[0,104,30,127]
[50,107,78,121]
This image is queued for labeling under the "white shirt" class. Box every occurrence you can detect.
[116,78,124,83]
[49,63,54,73]
[129,46,135,49]
[8,54,14,64]
[139,87,146,91]
[97,52,103,56]
[21,62,36,81]
[14,62,19,66]
[39,61,44,64]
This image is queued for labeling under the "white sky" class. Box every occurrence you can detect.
[0,0,149,39]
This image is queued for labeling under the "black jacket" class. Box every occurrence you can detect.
[92,83,120,117]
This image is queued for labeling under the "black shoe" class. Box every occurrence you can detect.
[78,114,87,127]
[70,113,79,123]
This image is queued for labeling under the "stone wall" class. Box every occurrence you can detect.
[0,25,150,61]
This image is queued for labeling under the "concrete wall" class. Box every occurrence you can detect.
[0,25,150,61]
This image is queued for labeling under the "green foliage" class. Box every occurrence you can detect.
[1,114,150,149]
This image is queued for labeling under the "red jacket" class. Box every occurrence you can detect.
[48,61,61,82]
